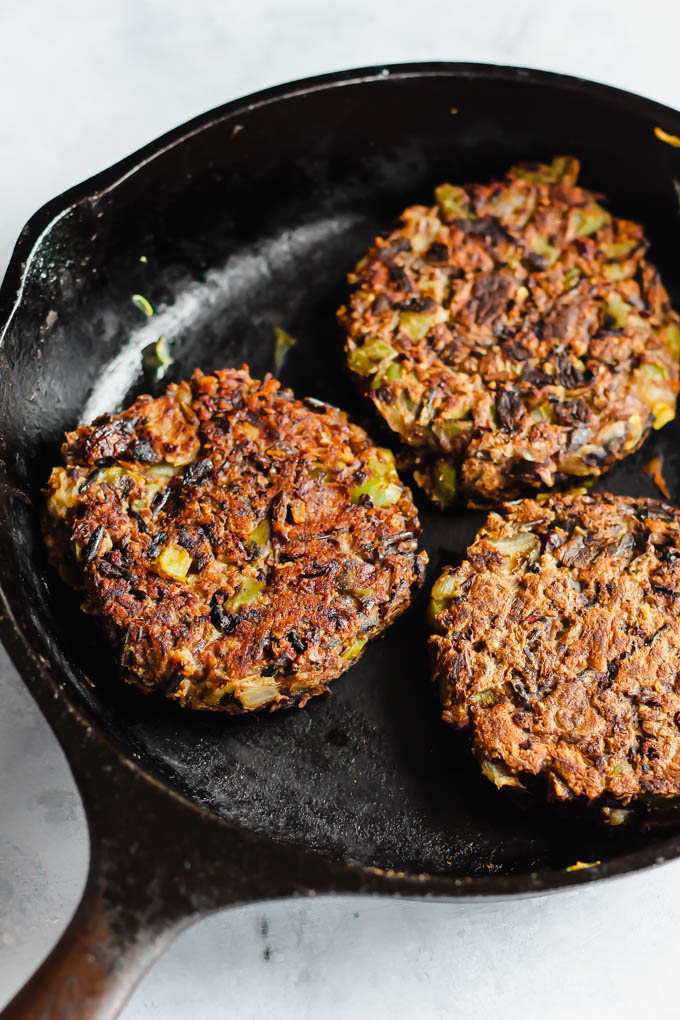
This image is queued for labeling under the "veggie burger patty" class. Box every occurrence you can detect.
[429,494,680,822]
[340,157,680,506]
[44,367,427,713]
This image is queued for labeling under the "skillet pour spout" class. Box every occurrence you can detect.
[2,63,680,1017]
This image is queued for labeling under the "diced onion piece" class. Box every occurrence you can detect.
[602,240,636,258]
[481,759,525,790]
[238,676,279,710]
[431,570,465,600]
[531,236,560,266]
[147,462,180,480]
[634,363,676,429]
[490,531,540,573]
[604,807,633,826]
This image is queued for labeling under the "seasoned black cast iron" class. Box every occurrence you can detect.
[2,63,680,1019]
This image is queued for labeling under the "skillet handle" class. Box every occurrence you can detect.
[0,704,342,1020]
[0,852,184,1020]
[0,722,242,1020]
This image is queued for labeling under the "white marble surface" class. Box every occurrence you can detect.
[1,1,680,1016]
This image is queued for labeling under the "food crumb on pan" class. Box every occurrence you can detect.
[131,293,154,317]
[655,126,680,148]
[565,860,600,872]
[643,454,671,499]
[272,326,297,375]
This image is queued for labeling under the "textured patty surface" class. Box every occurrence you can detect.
[340,158,680,506]
[429,494,680,819]
[44,367,427,713]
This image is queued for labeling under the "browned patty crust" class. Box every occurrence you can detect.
[339,158,680,506]
[429,494,680,821]
[44,367,427,713]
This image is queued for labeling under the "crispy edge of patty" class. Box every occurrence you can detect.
[339,157,680,507]
[43,366,427,714]
[428,493,680,821]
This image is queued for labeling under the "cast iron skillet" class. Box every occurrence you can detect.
[2,62,680,1019]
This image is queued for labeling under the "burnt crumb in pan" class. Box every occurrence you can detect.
[339,158,680,506]
[429,493,680,824]
[43,366,427,713]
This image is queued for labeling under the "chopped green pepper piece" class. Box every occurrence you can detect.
[342,636,367,661]
[250,519,272,547]
[398,309,444,341]
[142,336,173,383]
[602,240,636,258]
[602,263,629,281]
[571,203,611,237]
[348,339,398,376]
[606,294,631,328]
[472,688,497,706]
[427,598,450,631]
[664,322,680,358]
[434,183,472,219]
[351,478,402,506]
[431,460,457,506]
[272,326,297,375]
[531,236,560,266]
[563,267,580,290]
[371,361,402,390]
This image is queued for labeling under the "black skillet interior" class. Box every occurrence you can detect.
[2,65,680,883]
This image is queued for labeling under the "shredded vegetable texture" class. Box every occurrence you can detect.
[43,366,426,714]
[429,493,680,820]
[340,157,680,506]
[565,861,600,872]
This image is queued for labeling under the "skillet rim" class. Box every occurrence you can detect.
[2,61,680,899]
